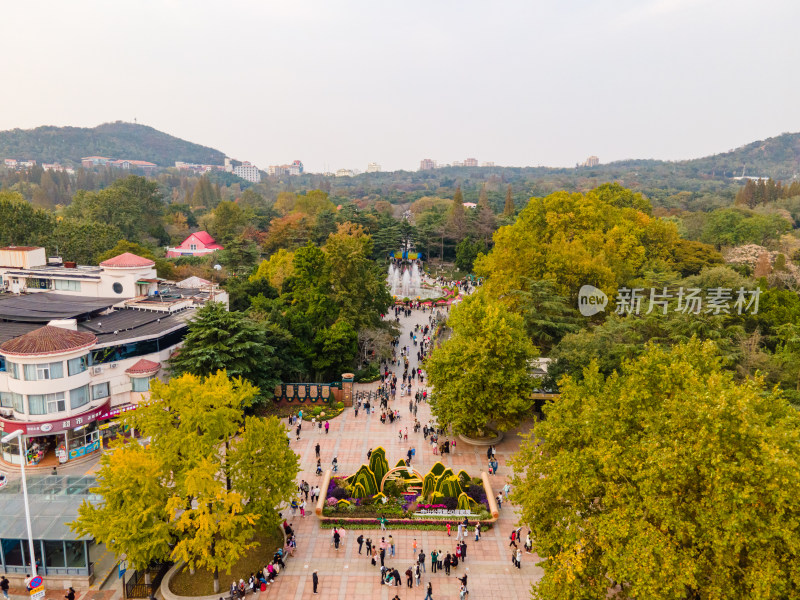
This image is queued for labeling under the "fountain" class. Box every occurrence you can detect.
[386,258,444,300]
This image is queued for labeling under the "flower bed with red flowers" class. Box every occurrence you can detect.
[319,517,494,530]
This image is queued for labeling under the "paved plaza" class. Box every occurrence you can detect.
[272,306,543,599]
[4,305,543,600]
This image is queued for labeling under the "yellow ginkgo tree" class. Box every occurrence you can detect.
[167,458,259,594]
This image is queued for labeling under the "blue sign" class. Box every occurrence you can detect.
[118,560,127,579]
[29,576,43,589]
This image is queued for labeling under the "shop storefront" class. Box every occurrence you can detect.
[0,400,110,467]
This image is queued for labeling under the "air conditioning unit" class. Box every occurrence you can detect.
[0,408,13,417]
[110,363,118,369]
[92,366,103,375]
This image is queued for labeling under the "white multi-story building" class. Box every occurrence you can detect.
[366,162,381,173]
[335,168,354,177]
[233,162,261,183]
[0,247,227,469]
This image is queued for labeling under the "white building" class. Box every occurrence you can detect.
[335,168,354,177]
[0,247,228,469]
[367,162,381,173]
[0,247,159,298]
[233,162,261,183]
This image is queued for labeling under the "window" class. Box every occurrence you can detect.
[112,282,123,294]
[29,392,65,415]
[131,376,152,392]
[0,391,24,412]
[0,356,5,372]
[70,385,90,410]
[44,540,66,568]
[92,382,110,400]
[54,279,81,292]
[27,277,50,290]
[68,355,88,376]
[65,541,86,568]
[7,361,19,379]
[190,244,197,250]
[24,361,63,381]
[1,540,25,567]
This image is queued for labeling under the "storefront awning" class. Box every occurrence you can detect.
[0,400,111,436]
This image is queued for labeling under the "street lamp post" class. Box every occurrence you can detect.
[2,430,37,577]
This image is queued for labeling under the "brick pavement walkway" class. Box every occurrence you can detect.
[275,306,543,599]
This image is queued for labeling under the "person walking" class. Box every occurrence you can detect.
[312,570,319,594]
[315,443,320,459]
[357,534,364,554]
[509,529,517,548]
[379,515,388,530]
[299,499,306,518]
[405,566,413,588]
[389,535,395,557]
[418,550,426,573]
[474,523,480,541]
[446,522,451,537]
[333,529,341,549]
[515,548,522,569]
[424,582,434,600]
[0,576,8,600]
[325,421,330,434]
[65,588,75,600]
[460,541,467,561]
[444,553,451,576]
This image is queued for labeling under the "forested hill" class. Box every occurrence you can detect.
[605,132,800,179]
[0,122,226,166]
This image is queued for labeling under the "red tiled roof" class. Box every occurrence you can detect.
[99,252,155,268]
[0,325,97,357]
[125,358,161,375]
[192,231,216,245]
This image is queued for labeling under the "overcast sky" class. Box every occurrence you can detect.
[2,0,798,172]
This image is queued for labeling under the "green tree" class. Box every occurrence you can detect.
[455,238,483,272]
[227,415,300,528]
[71,441,173,573]
[209,201,249,243]
[169,302,278,405]
[512,278,581,352]
[65,175,165,243]
[323,223,392,330]
[427,294,537,436]
[0,191,54,247]
[511,339,800,600]
[218,236,259,275]
[447,186,468,242]
[49,218,123,264]
[503,184,515,217]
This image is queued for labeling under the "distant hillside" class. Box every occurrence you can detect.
[677,132,800,180]
[607,132,800,180]
[0,121,226,166]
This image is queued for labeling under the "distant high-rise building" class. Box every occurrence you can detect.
[481,161,495,167]
[233,161,261,183]
[464,158,478,167]
[419,158,436,171]
[583,156,600,167]
[367,162,381,173]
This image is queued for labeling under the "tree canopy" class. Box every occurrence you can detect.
[511,339,800,600]
[426,293,537,436]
